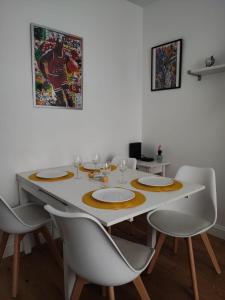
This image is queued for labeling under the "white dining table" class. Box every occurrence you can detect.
[16,164,205,300]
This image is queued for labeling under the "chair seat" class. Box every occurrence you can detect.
[13,203,51,230]
[112,236,154,271]
[148,210,212,237]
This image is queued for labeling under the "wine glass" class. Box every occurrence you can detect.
[92,153,100,170]
[119,159,127,184]
[101,161,111,176]
[74,154,82,179]
[99,161,111,188]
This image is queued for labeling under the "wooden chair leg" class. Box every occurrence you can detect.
[174,237,179,254]
[133,276,151,300]
[38,226,63,269]
[0,232,9,264]
[147,233,166,274]
[70,276,87,300]
[12,234,24,298]
[108,286,115,300]
[200,233,221,274]
[186,237,199,300]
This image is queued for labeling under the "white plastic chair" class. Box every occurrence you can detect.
[0,197,62,298]
[146,165,221,300]
[112,156,137,170]
[45,205,154,300]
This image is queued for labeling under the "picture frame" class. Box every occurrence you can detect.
[31,23,83,109]
[151,39,182,91]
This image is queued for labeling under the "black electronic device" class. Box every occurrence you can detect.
[129,142,154,162]
[140,156,154,162]
[129,142,142,160]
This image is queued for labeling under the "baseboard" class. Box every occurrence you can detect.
[209,224,225,240]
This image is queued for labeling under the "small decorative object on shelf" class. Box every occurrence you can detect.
[205,55,215,67]
[156,144,163,162]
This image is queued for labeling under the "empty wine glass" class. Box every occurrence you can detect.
[74,154,82,179]
[119,159,127,184]
[92,153,100,169]
[101,161,111,176]
[98,161,110,188]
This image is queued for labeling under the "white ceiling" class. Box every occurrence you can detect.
[126,0,154,7]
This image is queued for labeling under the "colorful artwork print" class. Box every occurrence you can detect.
[31,24,83,109]
[151,39,182,91]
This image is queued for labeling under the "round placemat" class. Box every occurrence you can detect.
[82,189,146,210]
[80,164,117,173]
[28,171,74,182]
[130,179,183,192]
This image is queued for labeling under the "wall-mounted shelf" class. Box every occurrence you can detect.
[187,64,225,81]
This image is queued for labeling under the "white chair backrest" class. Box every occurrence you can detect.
[111,156,137,170]
[174,165,217,224]
[0,197,28,233]
[44,205,138,286]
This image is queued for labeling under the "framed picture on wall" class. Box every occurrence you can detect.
[31,24,83,109]
[151,39,182,91]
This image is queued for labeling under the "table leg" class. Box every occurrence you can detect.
[64,243,76,300]
[18,185,30,205]
[18,185,32,254]
[147,225,157,248]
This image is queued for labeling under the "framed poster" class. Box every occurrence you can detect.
[151,39,182,91]
[31,24,83,109]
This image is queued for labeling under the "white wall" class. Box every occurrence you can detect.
[142,0,225,230]
[0,0,143,205]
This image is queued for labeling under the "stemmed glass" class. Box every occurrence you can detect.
[74,154,82,179]
[119,159,127,184]
[100,161,111,187]
[101,161,111,176]
[92,153,100,170]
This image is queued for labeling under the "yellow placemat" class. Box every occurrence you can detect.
[80,164,117,173]
[82,189,146,210]
[130,179,183,192]
[28,171,74,182]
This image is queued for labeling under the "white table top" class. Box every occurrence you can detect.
[17,165,205,227]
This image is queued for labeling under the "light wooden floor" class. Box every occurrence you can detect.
[0,215,225,300]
